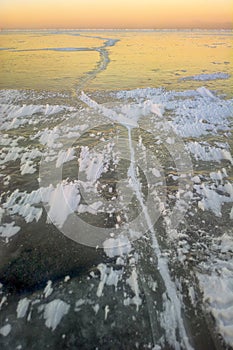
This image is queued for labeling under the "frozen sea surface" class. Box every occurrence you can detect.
[0,30,232,350]
[0,85,232,350]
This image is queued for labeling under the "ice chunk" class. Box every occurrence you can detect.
[96,264,107,297]
[197,257,233,347]
[44,280,53,298]
[103,235,132,257]
[80,92,139,128]
[47,182,80,228]
[44,299,70,331]
[104,305,110,320]
[20,160,37,175]
[17,298,30,318]
[0,324,11,337]
[197,87,216,99]
[186,142,233,164]
[195,180,233,217]
[125,268,142,311]
[78,146,106,183]
[0,222,20,241]
[56,148,76,168]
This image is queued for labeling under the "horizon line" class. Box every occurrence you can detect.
[1,27,232,31]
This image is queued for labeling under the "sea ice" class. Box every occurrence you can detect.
[0,324,12,337]
[197,253,233,347]
[44,281,53,298]
[181,72,230,81]
[17,298,30,318]
[0,222,20,241]
[103,236,132,257]
[47,182,80,228]
[43,299,70,331]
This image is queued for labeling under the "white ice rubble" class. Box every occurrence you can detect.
[186,142,233,164]
[0,86,232,347]
[194,169,233,217]
[197,234,233,347]
[0,103,75,131]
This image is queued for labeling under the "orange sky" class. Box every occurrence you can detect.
[0,0,232,29]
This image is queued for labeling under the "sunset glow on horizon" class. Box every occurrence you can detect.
[0,0,232,30]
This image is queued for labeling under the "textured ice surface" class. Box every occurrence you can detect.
[0,85,232,349]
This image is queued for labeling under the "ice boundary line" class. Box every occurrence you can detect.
[73,33,119,92]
